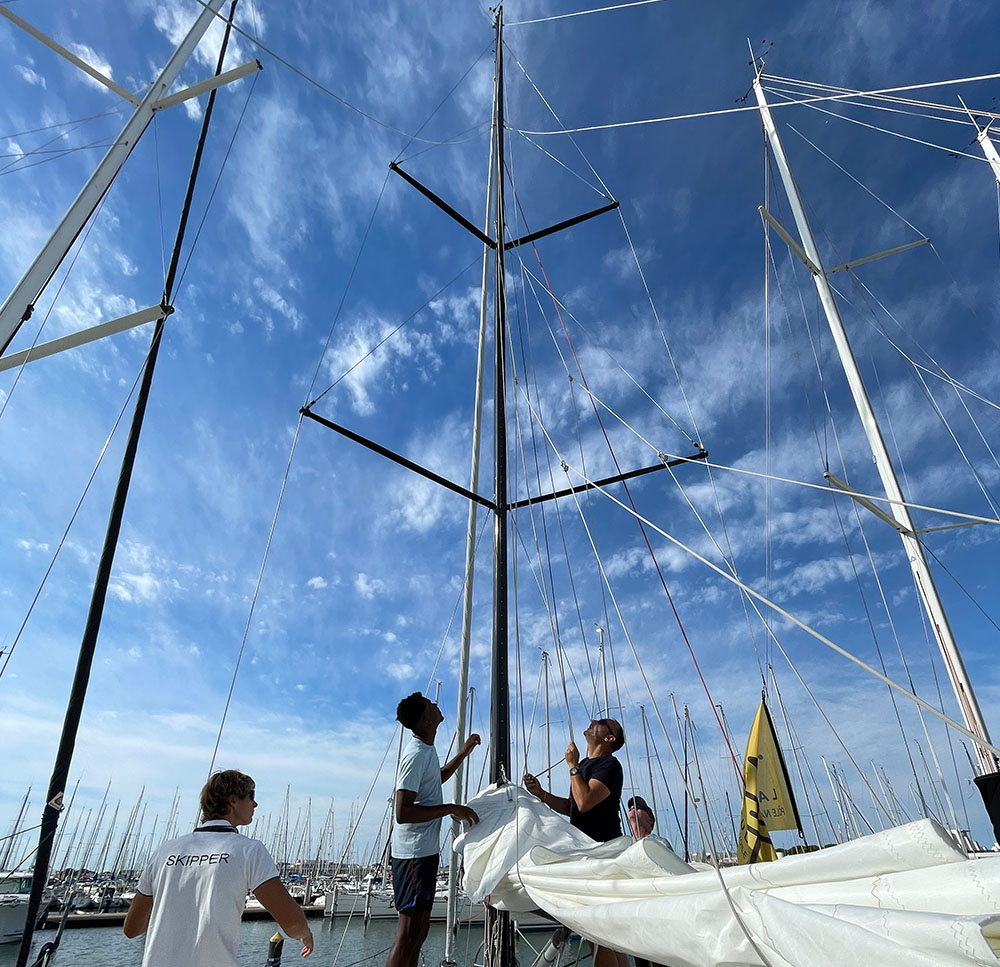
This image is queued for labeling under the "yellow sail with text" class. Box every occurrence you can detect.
[737,700,801,864]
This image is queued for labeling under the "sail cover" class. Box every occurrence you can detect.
[456,785,1000,967]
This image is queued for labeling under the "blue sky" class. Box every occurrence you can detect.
[2,0,1000,870]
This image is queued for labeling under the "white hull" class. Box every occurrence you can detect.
[0,897,29,945]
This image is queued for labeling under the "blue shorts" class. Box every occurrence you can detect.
[391,854,439,913]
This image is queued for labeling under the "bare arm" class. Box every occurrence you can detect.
[569,775,610,813]
[522,775,572,816]
[253,877,314,957]
[122,891,153,938]
[441,733,481,783]
[564,741,612,813]
[395,789,478,826]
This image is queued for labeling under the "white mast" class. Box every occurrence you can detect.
[752,72,998,775]
[0,0,231,354]
[976,126,1000,182]
[441,62,498,966]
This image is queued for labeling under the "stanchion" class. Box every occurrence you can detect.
[264,932,284,966]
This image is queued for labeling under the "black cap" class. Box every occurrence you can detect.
[627,795,655,824]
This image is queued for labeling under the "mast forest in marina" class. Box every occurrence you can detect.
[2,2,1000,966]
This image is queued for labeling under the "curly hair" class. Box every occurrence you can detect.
[396,692,428,730]
[200,770,255,820]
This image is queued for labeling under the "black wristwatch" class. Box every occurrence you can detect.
[569,766,580,776]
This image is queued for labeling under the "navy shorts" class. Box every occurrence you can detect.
[391,854,439,913]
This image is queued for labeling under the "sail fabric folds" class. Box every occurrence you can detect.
[737,700,801,864]
[456,785,1000,967]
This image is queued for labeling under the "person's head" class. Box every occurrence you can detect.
[627,795,654,823]
[627,796,655,838]
[584,717,625,755]
[396,692,443,734]
[200,770,257,824]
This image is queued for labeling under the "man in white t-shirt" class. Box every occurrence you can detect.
[387,692,480,967]
[123,770,313,965]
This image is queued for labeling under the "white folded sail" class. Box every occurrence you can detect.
[456,785,1000,967]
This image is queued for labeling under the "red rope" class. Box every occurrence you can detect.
[509,187,745,786]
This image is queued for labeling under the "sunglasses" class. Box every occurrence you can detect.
[596,718,621,743]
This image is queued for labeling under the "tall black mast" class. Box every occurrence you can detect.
[486,9,515,967]
[489,5,510,792]
[15,8,239,964]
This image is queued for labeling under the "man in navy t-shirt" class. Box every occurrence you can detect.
[524,717,627,967]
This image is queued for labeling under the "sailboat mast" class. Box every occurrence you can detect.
[15,11,240,962]
[486,10,516,967]
[752,73,998,779]
[443,101,494,956]
[490,5,511,790]
[0,0,230,354]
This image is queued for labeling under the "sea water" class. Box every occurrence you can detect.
[0,917,549,967]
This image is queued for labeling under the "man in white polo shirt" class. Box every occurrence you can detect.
[123,770,313,965]
[387,692,480,967]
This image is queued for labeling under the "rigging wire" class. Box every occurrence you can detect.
[761,150,935,821]
[818,264,1000,516]
[507,307,997,778]
[785,124,925,237]
[0,137,126,176]
[515,259,597,708]
[0,180,131,681]
[547,444,1000,758]
[513,71,1000,136]
[766,83,985,128]
[516,259,712,446]
[768,90,989,162]
[152,115,168,290]
[504,143,610,730]
[0,107,122,176]
[0,182,115,426]
[207,417,304,776]
[514,264,601,702]
[174,69,260,297]
[307,255,481,408]
[392,39,496,165]
[766,73,1000,114]
[872,361,979,829]
[0,107,126,144]
[503,343,1000,528]
[189,0,490,148]
[506,41,702,447]
[508,0,672,27]
[0,354,148,683]
[508,186,743,781]
[423,517,493,689]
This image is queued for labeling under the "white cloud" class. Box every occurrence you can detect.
[15,66,45,89]
[253,277,304,332]
[109,572,161,603]
[152,0,258,74]
[354,572,386,599]
[306,576,328,590]
[67,43,116,91]
[386,661,415,681]
[16,538,50,554]
[324,310,439,417]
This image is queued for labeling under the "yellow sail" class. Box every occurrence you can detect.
[737,700,800,864]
